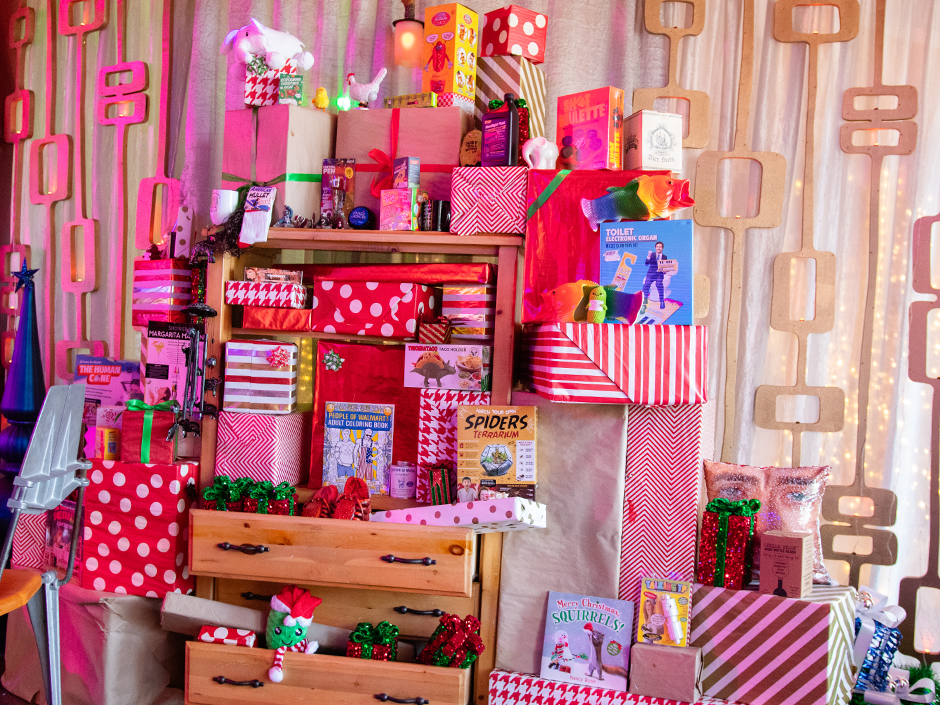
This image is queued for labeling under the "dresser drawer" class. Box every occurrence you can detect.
[189,510,474,597]
[186,642,470,705]
[215,579,480,639]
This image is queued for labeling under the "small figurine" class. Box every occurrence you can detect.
[273,206,294,228]
[345,68,388,109]
[266,585,322,683]
[522,136,560,170]
[580,175,694,231]
[585,285,608,324]
[313,86,329,111]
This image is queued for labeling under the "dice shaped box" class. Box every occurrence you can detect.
[480,5,547,65]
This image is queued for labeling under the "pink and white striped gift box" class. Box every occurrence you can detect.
[215,410,310,485]
[225,281,306,309]
[11,511,47,570]
[131,258,193,328]
[450,166,528,236]
[523,324,707,405]
[443,284,496,342]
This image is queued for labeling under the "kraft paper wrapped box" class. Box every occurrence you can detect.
[223,340,298,413]
[215,410,311,485]
[628,642,703,703]
[474,55,547,138]
[450,166,528,236]
[371,497,547,533]
[335,106,473,215]
[221,105,336,222]
[690,584,856,705]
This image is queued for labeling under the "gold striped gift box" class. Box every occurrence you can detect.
[474,55,546,137]
[443,284,495,342]
[691,585,856,705]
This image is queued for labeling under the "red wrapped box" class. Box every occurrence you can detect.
[242,307,312,332]
[216,410,311,485]
[11,511,47,570]
[696,499,759,590]
[524,169,676,323]
[480,6,548,64]
[120,405,177,464]
[450,166,528,236]
[131,258,192,329]
[443,284,495,342]
[523,324,708,405]
[225,281,306,309]
[82,459,196,597]
[418,317,453,344]
[197,626,257,647]
[310,281,438,339]
[311,342,421,489]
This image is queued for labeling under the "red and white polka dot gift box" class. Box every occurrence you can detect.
[480,6,548,65]
[81,459,196,598]
[197,625,257,648]
[309,281,439,339]
[370,497,546,534]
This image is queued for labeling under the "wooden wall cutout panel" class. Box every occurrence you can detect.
[820,0,913,586]
[633,0,711,149]
[693,0,786,461]
[0,245,28,316]
[54,339,106,383]
[28,133,71,205]
[755,0,859,465]
[57,0,107,35]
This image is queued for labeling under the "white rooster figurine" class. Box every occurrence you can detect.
[345,68,388,109]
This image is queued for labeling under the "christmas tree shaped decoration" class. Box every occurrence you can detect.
[0,261,47,470]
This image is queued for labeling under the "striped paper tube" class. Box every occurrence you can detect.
[474,56,546,137]
[690,585,856,705]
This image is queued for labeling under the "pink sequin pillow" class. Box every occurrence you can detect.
[704,460,834,585]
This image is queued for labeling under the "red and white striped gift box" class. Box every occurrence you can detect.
[11,511,47,570]
[245,58,297,107]
[523,324,708,405]
[489,669,739,705]
[216,410,310,485]
[197,626,257,648]
[417,389,491,503]
[443,285,496,342]
[619,405,702,605]
[224,281,306,309]
[417,318,453,344]
[450,166,528,236]
[223,341,298,414]
[131,258,193,328]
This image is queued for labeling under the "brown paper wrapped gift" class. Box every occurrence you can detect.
[221,105,336,222]
[335,106,473,215]
[629,642,702,702]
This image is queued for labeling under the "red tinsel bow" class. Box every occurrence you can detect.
[266,346,291,368]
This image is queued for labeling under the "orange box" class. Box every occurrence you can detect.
[556,87,626,170]
[422,3,479,102]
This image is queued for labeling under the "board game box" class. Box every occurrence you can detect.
[457,405,536,499]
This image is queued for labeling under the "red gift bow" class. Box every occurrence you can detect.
[357,108,458,198]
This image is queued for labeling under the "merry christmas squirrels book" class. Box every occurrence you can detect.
[539,590,635,691]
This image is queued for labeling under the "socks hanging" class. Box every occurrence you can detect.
[239,186,277,247]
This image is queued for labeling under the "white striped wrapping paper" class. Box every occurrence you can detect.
[450,166,528,236]
[443,285,496,342]
[690,585,856,705]
[523,324,708,405]
[223,341,298,414]
[474,56,547,137]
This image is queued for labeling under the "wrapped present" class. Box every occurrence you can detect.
[417,389,491,503]
[224,281,306,309]
[290,262,495,286]
[237,480,297,516]
[450,166,528,236]
[346,621,400,661]
[379,188,421,231]
[241,307,313,332]
[383,92,438,109]
[690,585,856,705]
[443,284,496,342]
[418,316,453,344]
[309,281,438,339]
[417,613,484,669]
[221,104,335,223]
[624,110,683,173]
[696,498,760,590]
[197,626,257,648]
[82,459,196,598]
[245,56,297,107]
[201,475,254,512]
[216,410,311,485]
[557,87,625,170]
[629,643,702,703]
[421,4,478,103]
[131,258,192,328]
[436,92,475,114]
[372,497,546,534]
[223,340,298,414]
[480,6,547,64]
[475,57,546,138]
[120,401,177,464]
[853,588,906,695]
[336,106,473,214]
[11,511,47,570]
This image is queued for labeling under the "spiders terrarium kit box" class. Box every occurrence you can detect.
[457,405,537,499]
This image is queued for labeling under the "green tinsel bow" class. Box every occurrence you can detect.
[351,622,376,659]
[323,350,344,371]
[246,55,269,76]
[230,477,254,502]
[705,498,761,587]
[271,481,297,515]
[202,475,233,510]
[488,97,527,110]
[249,481,274,513]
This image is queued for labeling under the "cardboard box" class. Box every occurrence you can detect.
[371,497,546,533]
[221,105,336,223]
[628,642,702,702]
[474,55,547,138]
[383,92,438,109]
[624,110,683,173]
[556,87,625,170]
[635,577,692,648]
[480,5,548,65]
[405,343,491,391]
[599,219,695,325]
[161,593,267,637]
[393,157,421,189]
[422,3,479,102]
[380,188,421,230]
[457,405,536,499]
[759,530,813,599]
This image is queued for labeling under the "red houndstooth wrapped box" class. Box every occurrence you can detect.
[215,410,311,485]
[480,6,548,64]
[11,511,47,570]
[225,281,306,309]
[82,459,196,598]
[131,258,192,328]
[245,57,297,107]
[523,324,708,405]
[417,389,491,503]
[450,167,528,236]
[197,626,257,648]
[310,281,439,339]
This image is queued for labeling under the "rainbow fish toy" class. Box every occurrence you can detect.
[580,175,694,232]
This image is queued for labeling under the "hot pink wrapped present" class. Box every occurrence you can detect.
[215,410,311,485]
[131,258,192,328]
[450,166,528,236]
[309,281,439,339]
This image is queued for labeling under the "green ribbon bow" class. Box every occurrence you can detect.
[248,481,274,514]
[125,399,177,464]
[271,481,297,515]
[230,477,254,503]
[488,98,527,110]
[705,498,761,587]
[351,622,376,659]
[202,475,233,510]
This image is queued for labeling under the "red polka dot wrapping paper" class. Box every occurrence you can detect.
[11,510,47,570]
[81,459,196,598]
[450,166,529,236]
[197,625,257,648]
[309,281,438,340]
[370,497,546,534]
[480,7,547,64]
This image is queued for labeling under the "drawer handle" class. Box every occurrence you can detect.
[375,695,428,704]
[381,555,436,566]
[218,542,270,555]
[393,606,444,617]
[241,591,273,602]
[213,676,264,688]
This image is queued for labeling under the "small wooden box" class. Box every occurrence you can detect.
[759,530,813,599]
